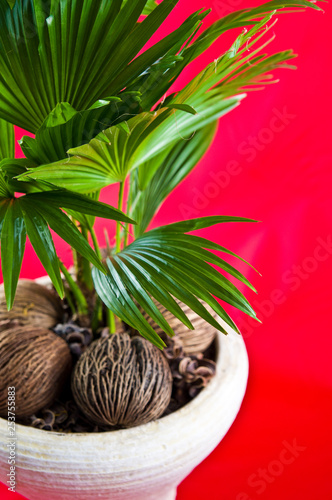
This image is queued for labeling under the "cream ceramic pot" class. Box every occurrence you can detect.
[0,321,248,500]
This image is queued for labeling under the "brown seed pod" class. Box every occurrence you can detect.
[141,298,217,356]
[0,327,72,418]
[72,333,173,428]
[0,280,63,330]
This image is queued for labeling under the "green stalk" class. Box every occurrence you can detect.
[106,182,126,332]
[90,227,111,333]
[59,260,88,316]
[80,226,93,290]
[69,217,79,278]
[124,175,132,249]
[116,182,125,254]
[72,246,79,277]
[90,227,102,259]
[107,307,116,334]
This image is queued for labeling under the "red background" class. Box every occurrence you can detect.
[1,1,331,499]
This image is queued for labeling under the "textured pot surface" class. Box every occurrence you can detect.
[0,323,249,500]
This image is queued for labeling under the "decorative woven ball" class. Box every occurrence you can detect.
[72,333,173,428]
[0,280,63,330]
[0,327,72,418]
[140,298,218,355]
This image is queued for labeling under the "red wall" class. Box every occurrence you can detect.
[1,1,331,499]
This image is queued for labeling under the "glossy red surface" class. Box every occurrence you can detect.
[1,1,331,499]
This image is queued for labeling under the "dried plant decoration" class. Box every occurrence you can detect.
[72,333,172,428]
[0,327,72,418]
[25,399,96,434]
[53,322,93,359]
[0,281,63,330]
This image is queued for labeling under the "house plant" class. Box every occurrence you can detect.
[0,0,321,498]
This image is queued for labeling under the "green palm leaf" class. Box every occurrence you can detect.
[0,0,205,132]
[92,216,258,348]
[20,202,65,298]
[0,187,135,308]
[130,121,218,237]
[17,97,240,192]
[20,12,308,193]
[0,118,14,161]
[135,0,322,109]
[22,190,135,224]
[19,96,141,165]
[141,0,158,16]
[0,199,26,308]
[0,172,12,198]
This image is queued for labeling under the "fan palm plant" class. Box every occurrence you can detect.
[0,0,321,349]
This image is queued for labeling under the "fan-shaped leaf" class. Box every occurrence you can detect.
[19,95,141,165]
[20,97,240,191]
[0,0,208,132]
[18,6,319,192]
[92,262,166,349]
[137,0,322,109]
[93,217,258,347]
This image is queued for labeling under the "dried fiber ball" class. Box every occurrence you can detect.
[141,298,217,356]
[0,327,72,418]
[72,333,173,428]
[0,280,63,330]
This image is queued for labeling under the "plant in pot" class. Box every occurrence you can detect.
[0,0,321,499]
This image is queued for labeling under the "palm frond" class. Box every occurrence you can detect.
[0,187,135,308]
[130,121,218,237]
[135,0,323,109]
[20,11,302,192]
[93,216,258,348]
[19,95,141,165]
[0,0,205,132]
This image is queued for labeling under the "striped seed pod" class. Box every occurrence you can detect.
[72,333,173,428]
[0,327,72,418]
[0,280,63,330]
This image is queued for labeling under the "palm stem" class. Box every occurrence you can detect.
[90,227,103,333]
[116,182,125,253]
[58,259,88,316]
[80,226,93,290]
[90,227,102,260]
[124,175,132,248]
[107,307,116,334]
[108,183,125,333]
